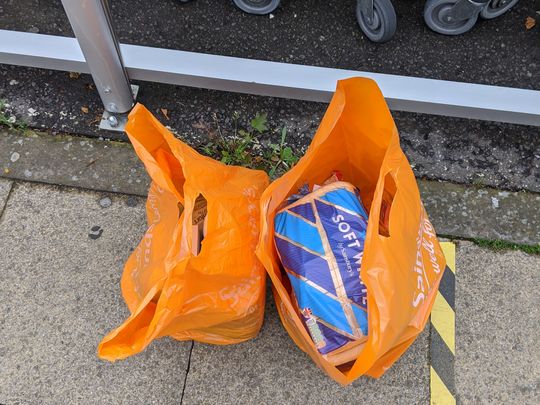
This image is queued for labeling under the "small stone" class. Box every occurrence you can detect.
[126,197,138,207]
[89,226,103,240]
[269,13,274,19]
[9,79,19,85]
[10,152,20,162]
[24,169,32,178]
[491,197,499,209]
[99,197,112,208]
[8,116,16,124]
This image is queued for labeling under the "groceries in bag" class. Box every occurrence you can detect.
[98,104,269,361]
[256,78,447,384]
[274,180,370,366]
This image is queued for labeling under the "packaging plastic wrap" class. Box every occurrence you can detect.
[274,181,370,365]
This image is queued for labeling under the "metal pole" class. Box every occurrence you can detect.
[61,0,134,114]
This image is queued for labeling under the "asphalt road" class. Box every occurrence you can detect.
[0,0,539,192]
[1,0,539,88]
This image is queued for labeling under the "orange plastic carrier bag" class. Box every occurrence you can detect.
[256,78,447,385]
[98,105,269,360]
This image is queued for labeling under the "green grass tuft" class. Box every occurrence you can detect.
[471,238,540,255]
[198,111,300,179]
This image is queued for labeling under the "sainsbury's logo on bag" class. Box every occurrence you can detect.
[412,208,442,308]
[142,186,163,265]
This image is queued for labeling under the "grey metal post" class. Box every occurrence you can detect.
[61,0,134,115]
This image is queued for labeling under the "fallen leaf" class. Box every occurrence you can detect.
[160,108,170,120]
[526,16,536,30]
[69,72,80,79]
[81,106,89,114]
[3,168,9,174]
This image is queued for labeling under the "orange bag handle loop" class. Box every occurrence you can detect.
[126,104,185,204]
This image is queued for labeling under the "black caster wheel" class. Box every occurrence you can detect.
[356,0,397,43]
[233,0,280,15]
[480,0,519,19]
[424,0,479,35]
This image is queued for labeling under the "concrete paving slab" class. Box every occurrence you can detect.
[455,242,539,403]
[0,179,537,404]
[183,285,430,405]
[0,177,12,213]
[420,181,540,245]
[0,129,149,196]
[0,182,191,405]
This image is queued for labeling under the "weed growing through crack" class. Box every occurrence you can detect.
[199,111,299,178]
[0,100,28,132]
[266,127,299,178]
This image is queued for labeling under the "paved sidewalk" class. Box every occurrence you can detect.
[0,178,538,404]
[0,180,190,405]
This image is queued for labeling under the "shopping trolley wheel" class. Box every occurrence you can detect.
[424,0,479,35]
[233,0,280,15]
[479,0,519,19]
[356,0,397,43]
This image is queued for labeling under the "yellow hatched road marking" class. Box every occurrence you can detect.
[431,293,455,354]
[430,367,456,405]
[441,243,456,273]
[430,242,456,404]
